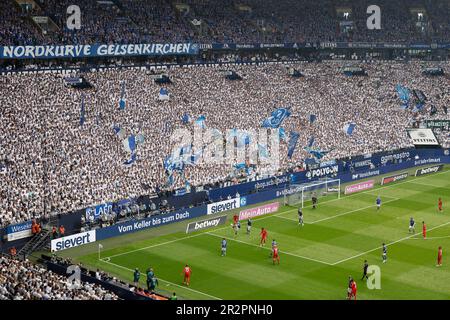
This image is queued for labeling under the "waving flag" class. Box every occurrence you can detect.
[279,128,287,141]
[304,147,330,160]
[396,84,410,109]
[343,123,356,135]
[181,113,190,124]
[307,136,315,148]
[80,93,86,126]
[158,88,169,101]
[258,144,269,158]
[262,107,291,128]
[309,114,317,124]
[122,135,137,154]
[118,81,126,110]
[123,152,137,166]
[195,115,206,129]
[236,131,251,148]
[287,131,300,159]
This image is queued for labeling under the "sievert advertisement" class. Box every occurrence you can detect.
[185,215,227,233]
[207,197,244,215]
[345,180,375,195]
[407,129,440,146]
[415,164,444,176]
[51,230,96,252]
[239,202,280,220]
[381,172,409,185]
[6,220,33,242]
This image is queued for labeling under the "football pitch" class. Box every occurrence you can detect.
[62,168,450,300]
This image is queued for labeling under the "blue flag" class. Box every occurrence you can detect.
[307,136,315,148]
[181,113,190,124]
[123,152,137,166]
[309,114,317,124]
[80,94,86,126]
[119,81,126,110]
[258,144,269,158]
[395,84,409,101]
[123,135,137,153]
[287,131,300,159]
[262,107,291,128]
[279,128,287,141]
[195,115,206,129]
[343,123,356,135]
[159,87,169,100]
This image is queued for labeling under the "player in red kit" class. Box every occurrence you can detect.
[351,280,357,301]
[438,198,443,212]
[182,264,192,286]
[272,245,280,265]
[233,214,239,225]
[260,228,268,246]
[422,221,427,239]
[437,246,443,267]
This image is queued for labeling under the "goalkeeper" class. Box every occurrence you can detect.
[298,208,304,226]
[312,192,318,209]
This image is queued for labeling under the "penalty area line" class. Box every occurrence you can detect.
[206,232,333,266]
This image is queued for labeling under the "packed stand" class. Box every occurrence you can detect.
[0,255,118,300]
[0,60,449,227]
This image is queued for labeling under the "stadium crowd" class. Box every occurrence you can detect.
[0,255,118,300]
[0,60,448,227]
[0,0,449,45]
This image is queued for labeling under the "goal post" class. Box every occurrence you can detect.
[283,178,341,208]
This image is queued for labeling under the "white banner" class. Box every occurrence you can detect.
[51,230,96,252]
[407,128,440,146]
[207,198,241,215]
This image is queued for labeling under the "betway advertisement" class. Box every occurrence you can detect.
[207,197,245,215]
[51,230,96,252]
[344,180,375,195]
[239,202,280,220]
[415,165,444,177]
[185,215,227,233]
[381,172,409,185]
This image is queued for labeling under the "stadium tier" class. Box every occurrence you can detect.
[0,0,450,304]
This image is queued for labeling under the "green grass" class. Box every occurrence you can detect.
[61,167,450,300]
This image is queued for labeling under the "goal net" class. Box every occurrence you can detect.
[283,178,341,208]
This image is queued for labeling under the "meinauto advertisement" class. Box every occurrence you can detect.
[344,180,375,195]
[238,202,280,220]
[415,164,444,176]
[381,172,409,185]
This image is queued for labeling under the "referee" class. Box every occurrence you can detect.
[361,260,369,280]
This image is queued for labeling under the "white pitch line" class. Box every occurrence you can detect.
[331,221,450,266]
[406,235,450,240]
[100,258,222,300]
[274,198,399,224]
[102,194,350,260]
[205,232,333,266]
[102,170,450,260]
[408,181,450,190]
